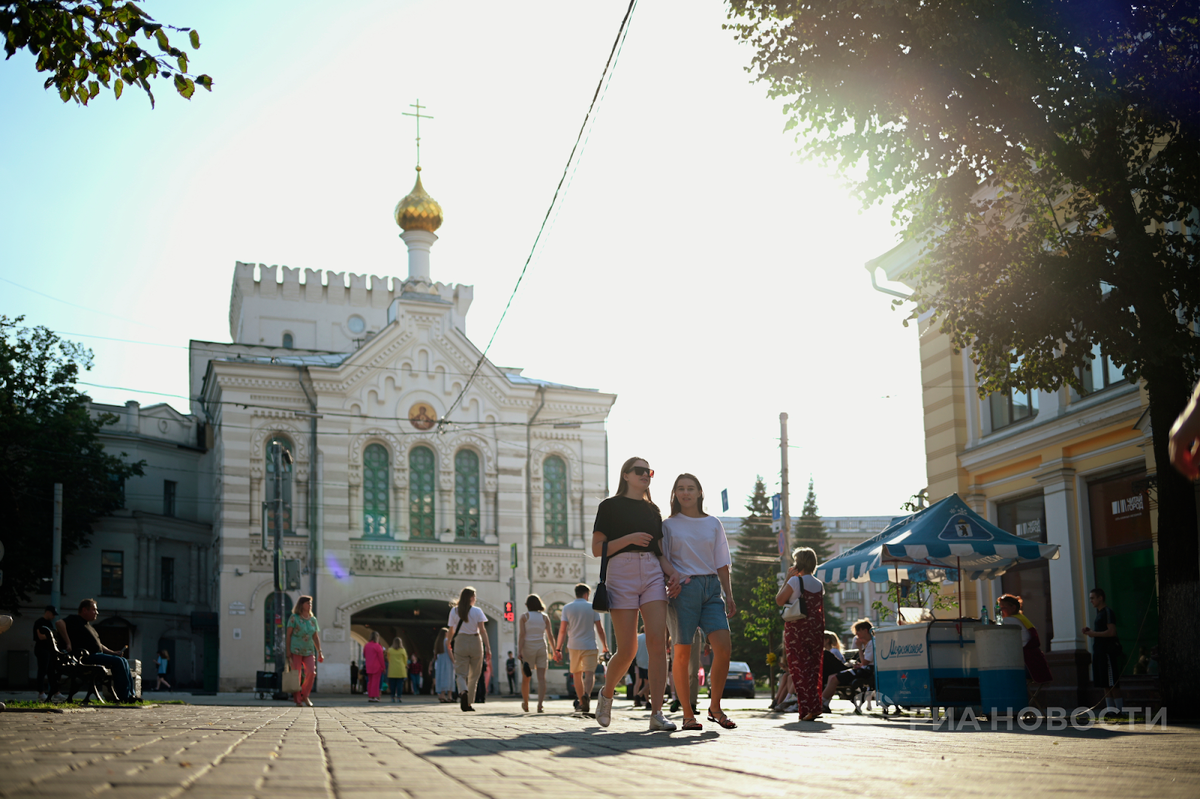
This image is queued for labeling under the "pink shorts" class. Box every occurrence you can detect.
[606,552,668,609]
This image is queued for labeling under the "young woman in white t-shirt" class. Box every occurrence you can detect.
[662,473,738,730]
[518,593,558,713]
[446,586,491,712]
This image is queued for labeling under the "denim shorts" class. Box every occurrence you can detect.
[668,574,729,643]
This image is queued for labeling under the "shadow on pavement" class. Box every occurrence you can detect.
[425,728,722,758]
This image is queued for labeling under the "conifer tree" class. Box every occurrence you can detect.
[729,477,779,670]
[792,478,844,636]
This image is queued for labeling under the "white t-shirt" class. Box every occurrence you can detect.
[1002,615,1032,646]
[857,638,875,667]
[561,598,601,650]
[786,574,824,597]
[662,514,732,577]
[447,605,488,636]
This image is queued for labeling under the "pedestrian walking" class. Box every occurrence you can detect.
[434,628,455,702]
[777,547,825,722]
[518,594,557,713]
[592,456,684,731]
[284,595,323,707]
[33,605,63,702]
[387,637,409,703]
[505,650,517,695]
[446,586,491,712]
[1084,587,1124,712]
[662,473,737,730]
[556,583,609,714]
[364,631,385,703]
[410,654,424,695]
[155,649,172,691]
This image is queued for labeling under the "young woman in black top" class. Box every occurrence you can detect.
[592,456,683,731]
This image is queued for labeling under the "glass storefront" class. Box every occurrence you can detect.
[1088,472,1159,677]
[997,493,1052,651]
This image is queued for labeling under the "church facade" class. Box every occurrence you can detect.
[185,168,616,690]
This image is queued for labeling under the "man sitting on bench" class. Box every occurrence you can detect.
[56,599,135,702]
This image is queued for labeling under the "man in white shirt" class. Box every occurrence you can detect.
[557,584,609,714]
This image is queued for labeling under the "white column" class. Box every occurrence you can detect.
[1037,467,1086,652]
[402,229,438,281]
[188,545,198,604]
[134,535,146,599]
[147,537,157,602]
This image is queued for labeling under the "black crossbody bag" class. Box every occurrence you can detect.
[592,540,610,612]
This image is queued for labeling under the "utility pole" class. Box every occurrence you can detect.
[779,413,791,579]
[52,483,62,611]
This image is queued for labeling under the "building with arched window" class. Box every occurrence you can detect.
[173,168,617,691]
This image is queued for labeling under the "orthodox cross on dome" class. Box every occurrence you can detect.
[402,99,433,169]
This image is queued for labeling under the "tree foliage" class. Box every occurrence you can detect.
[2,1,212,106]
[0,316,143,610]
[792,478,843,636]
[729,477,779,667]
[742,575,784,697]
[728,0,1200,713]
[871,580,959,623]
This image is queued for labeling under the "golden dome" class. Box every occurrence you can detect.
[394,167,443,232]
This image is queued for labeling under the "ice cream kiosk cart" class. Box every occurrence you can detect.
[815,495,1058,719]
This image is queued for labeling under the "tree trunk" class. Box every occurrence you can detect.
[1146,365,1200,719]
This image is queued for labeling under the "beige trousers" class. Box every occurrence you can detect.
[452,633,483,697]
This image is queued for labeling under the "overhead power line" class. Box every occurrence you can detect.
[439,0,640,428]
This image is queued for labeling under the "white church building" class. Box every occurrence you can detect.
[183,167,615,691]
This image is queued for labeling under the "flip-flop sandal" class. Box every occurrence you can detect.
[707,713,737,729]
[681,718,703,731]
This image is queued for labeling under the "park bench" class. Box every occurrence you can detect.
[47,635,115,704]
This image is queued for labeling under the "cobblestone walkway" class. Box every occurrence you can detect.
[2,696,1197,798]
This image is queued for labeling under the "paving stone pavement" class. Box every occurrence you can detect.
[2,694,1198,799]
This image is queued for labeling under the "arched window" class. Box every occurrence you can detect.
[263,592,292,661]
[282,332,294,349]
[363,443,390,538]
[455,449,480,540]
[548,601,565,640]
[264,435,294,536]
[409,446,436,540]
[543,455,568,546]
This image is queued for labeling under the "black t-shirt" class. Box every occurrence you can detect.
[1093,606,1117,654]
[33,617,56,653]
[63,614,104,656]
[593,496,663,555]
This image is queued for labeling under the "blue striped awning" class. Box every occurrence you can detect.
[815,493,1059,584]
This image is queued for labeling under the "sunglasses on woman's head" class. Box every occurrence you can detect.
[630,466,654,477]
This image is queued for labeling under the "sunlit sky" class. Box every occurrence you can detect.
[0,0,926,518]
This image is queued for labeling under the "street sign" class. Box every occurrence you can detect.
[510,543,518,570]
[721,489,728,512]
[771,519,783,533]
[771,493,782,520]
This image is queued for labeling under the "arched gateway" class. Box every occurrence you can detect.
[333,589,503,694]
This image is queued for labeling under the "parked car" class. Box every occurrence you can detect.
[721,661,756,699]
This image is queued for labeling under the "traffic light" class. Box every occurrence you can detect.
[504,601,514,622]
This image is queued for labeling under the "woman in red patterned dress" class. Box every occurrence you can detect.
[776,547,825,722]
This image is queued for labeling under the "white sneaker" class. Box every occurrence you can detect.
[649,711,677,732]
[50,693,67,703]
[596,691,613,727]
[37,693,48,702]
